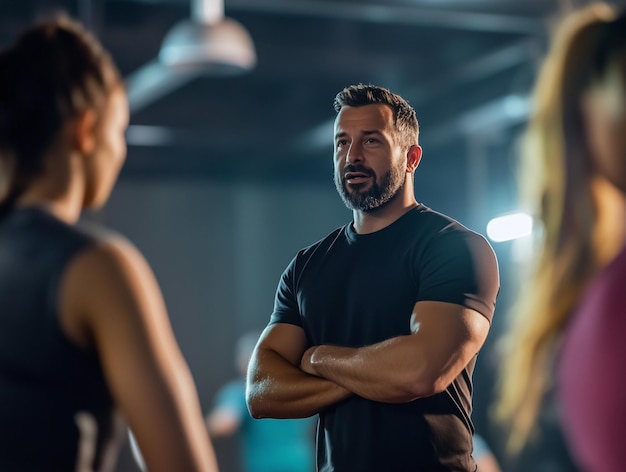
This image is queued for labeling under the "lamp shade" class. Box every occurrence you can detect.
[159,18,256,75]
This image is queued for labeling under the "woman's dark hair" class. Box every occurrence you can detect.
[0,14,121,216]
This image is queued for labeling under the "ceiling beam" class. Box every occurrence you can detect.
[226,0,545,34]
[111,0,546,34]
[406,38,539,105]
[292,38,539,151]
[125,59,198,113]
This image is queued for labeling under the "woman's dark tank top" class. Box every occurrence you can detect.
[0,207,125,472]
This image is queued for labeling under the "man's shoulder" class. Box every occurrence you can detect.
[412,205,489,242]
[297,224,348,257]
[412,204,464,230]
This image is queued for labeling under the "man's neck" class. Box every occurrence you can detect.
[352,199,418,234]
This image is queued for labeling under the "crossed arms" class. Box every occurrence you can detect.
[246,300,490,418]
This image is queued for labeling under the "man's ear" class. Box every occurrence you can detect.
[72,109,97,155]
[406,145,422,173]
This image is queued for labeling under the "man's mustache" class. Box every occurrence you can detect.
[343,165,374,178]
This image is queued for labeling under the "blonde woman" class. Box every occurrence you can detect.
[498,4,626,471]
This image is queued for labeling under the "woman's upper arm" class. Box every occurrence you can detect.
[59,237,217,472]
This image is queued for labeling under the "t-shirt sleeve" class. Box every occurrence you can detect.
[268,255,303,327]
[416,227,499,322]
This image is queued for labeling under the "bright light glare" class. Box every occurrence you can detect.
[486,212,533,242]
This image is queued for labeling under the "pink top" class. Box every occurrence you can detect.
[558,245,626,472]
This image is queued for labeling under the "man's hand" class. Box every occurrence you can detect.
[300,345,318,376]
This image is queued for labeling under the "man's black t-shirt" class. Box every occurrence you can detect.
[270,205,499,471]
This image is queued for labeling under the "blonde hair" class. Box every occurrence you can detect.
[496,2,622,452]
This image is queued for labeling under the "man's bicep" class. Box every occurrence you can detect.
[410,301,490,367]
[417,232,499,322]
[256,323,309,366]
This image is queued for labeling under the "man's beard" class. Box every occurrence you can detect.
[334,162,406,211]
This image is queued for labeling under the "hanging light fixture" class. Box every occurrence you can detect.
[125,0,256,113]
[159,0,256,75]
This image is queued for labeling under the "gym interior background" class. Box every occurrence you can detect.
[3,0,624,470]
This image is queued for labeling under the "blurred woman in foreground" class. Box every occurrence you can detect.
[0,15,218,472]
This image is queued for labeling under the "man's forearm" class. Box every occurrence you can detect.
[246,347,352,418]
[302,336,433,403]
[302,304,489,403]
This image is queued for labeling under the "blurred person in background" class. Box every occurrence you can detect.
[497,3,626,472]
[206,331,316,472]
[473,434,501,472]
[0,15,218,472]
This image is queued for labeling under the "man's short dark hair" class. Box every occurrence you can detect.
[333,84,419,146]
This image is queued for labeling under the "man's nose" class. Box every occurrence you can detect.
[346,142,363,164]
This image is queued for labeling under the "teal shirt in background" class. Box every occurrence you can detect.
[214,379,316,472]
[473,434,491,459]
